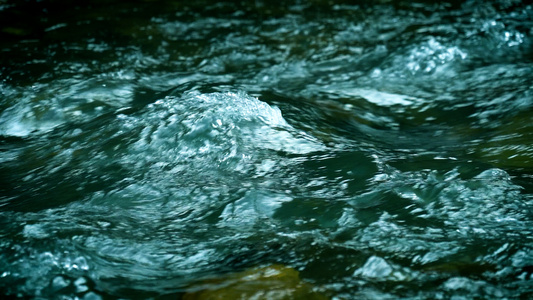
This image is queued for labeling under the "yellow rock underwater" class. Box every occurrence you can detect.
[183,264,328,300]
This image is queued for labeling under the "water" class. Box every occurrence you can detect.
[1,0,532,298]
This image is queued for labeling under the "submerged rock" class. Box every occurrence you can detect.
[183,264,327,300]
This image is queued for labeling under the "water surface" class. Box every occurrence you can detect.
[1,0,532,298]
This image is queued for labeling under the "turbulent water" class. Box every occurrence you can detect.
[1,0,532,298]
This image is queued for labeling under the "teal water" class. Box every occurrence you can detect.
[1,0,532,298]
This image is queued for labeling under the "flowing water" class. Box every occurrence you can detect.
[1,0,532,299]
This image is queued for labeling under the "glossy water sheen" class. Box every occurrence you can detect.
[1,0,532,299]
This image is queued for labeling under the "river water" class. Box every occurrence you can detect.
[1,0,532,299]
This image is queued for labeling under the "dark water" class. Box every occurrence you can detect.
[1,0,532,298]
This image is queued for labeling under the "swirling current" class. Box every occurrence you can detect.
[1,0,532,299]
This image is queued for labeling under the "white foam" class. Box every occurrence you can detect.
[340,88,419,106]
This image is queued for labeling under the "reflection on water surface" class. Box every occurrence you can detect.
[1,0,532,299]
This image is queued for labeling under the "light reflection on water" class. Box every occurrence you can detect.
[1,0,532,299]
